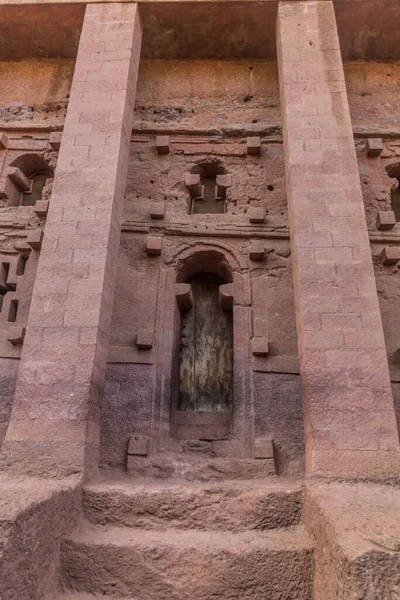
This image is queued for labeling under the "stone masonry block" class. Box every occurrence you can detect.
[0,133,8,149]
[253,316,268,338]
[7,326,26,345]
[27,229,44,250]
[49,131,62,151]
[128,435,149,456]
[254,437,274,459]
[149,202,165,220]
[247,136,261,156]
[366,138,383,157]
[381,247,400,266]
[376,211,396,231]
[219,283,234,311]
[136,328,154,349]
[249,240,265,261]
[252,336,269,356]
[215,174,232,199]
[33,200,50,218]
[146,236,162,256]
[14,240,31,253]
[184,173,202,198]
[175,283,193,310]
[156,135,170,155]
[0,2,144,480]
[249,207,265,224]
[7,167,31,192]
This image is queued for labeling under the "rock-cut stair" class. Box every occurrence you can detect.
[57,478,315,600]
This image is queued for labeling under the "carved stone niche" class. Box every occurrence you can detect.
[184,173,233,202]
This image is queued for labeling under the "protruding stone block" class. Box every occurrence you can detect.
[381,246,400,265]
[252,337,269,356]
[149,202,165,220]
[136,328,153,349]
[219,283,234,311]
[376,211,396,231]
[216,174,232,199]
[175,283,193,310]
[49,131,62,151]
[14,240,31,253]
[247,136,261,156]
[7,326,26,345]
[146,236,162,256]
[249,207,265,224]
[7,167,30,192]
[249,240,265,261]
[156,135,170,155]
[0,133,8,149]
[184,173,202,198]
[366,138,383,157]
[128,434,149,456]
[33,200,49,217]
[27,229,44,250]
[254,437,274,459]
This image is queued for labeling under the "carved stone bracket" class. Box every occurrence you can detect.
[381,247,400,265]
[215,174,232,200]
[175,283,193,310]
[219,283,234,311]
[184,173,202,198]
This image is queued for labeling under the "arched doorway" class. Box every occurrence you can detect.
[175,270,233,440]
[178,272,233,412]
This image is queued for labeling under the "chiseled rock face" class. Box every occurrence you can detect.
[82,479,303,532]
[60,521,314,600]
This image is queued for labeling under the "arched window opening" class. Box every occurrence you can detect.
[386,162,400,221]
[191,176,225,214]
[391,181,400,221]
[20,171,51,206]
[178,272,233,412]
[187,160,230,216]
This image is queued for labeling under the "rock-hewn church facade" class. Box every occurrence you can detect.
[0,1,400,598]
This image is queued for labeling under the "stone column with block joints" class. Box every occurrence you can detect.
[277,0,400,478]
[1,3,143,478]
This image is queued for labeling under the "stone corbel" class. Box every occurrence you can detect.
[175,283,193,310]
[376,211,396,231]
[216,174,232,200]
[366,138,383,157]
[184,173,202,199]
[219,283,234,311]
[381,247,400,265]
[0,133,8,150]
[7,167,31,192]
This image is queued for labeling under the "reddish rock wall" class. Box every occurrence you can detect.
[2,56,400,474]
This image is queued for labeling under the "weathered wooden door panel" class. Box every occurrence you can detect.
[178,273,233,412]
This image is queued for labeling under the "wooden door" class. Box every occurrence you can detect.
[178,273,233,412]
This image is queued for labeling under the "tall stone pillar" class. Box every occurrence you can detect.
[277,0,400,478]
[1,3,142,478]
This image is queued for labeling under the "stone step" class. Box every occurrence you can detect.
[60,522,315,600]
[126,453,276,481]
[55,595,130,600]
[83,478,303,532]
